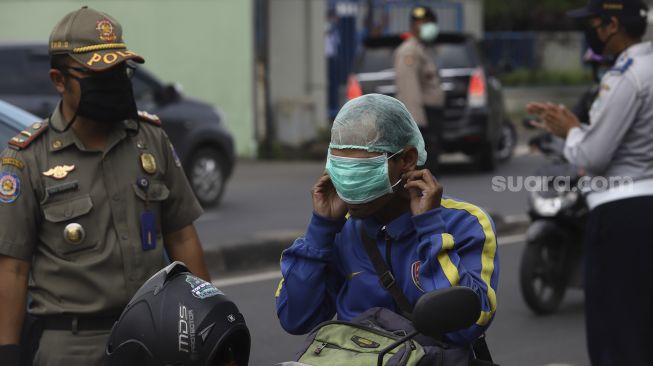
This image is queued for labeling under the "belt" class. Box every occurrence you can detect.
[586,178,653,210]
[41,314,119,333]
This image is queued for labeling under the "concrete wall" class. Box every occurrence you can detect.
[460,0,483,38]
[268,0,327,147]
[537,32,584,71]
[0,0,257,157]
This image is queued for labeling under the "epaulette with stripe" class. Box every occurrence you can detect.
[609,58,633,74]
[137,111,162,127]
[8,121,48,150]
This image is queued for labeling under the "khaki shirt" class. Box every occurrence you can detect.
[0,103,203,316]
[394,37,445,127]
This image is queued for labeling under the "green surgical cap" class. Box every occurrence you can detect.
[329,94,427,165]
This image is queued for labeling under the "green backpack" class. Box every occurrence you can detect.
[294,307,472,366]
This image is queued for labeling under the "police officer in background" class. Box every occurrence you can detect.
[0,7,210,366]
[394,6,445,174]
[528,1,653,364]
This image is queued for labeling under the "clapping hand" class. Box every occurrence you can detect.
[527,102,581,138]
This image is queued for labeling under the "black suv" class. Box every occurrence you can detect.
[346,33,516,170]
[0,43,235,207]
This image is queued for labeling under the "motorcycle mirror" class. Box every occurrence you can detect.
[412,287,481,340]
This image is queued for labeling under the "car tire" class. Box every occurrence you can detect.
[497,121,517,163]
[186,147,227,208]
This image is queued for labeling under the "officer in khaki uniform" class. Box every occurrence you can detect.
[0,7,210,366]
[394,6,445,173]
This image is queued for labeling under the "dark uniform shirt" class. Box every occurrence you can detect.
[0,103,203,316]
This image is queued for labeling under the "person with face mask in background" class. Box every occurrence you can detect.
[275,94,499,347]
[394,6,445,175]
[527,1,653,365]
[0,7,209,366]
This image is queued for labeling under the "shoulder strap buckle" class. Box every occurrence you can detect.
[379,271,396,289]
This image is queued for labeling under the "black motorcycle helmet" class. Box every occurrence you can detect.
[105,261,250,366]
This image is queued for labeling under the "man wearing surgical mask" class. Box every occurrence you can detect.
[394,6,445,174]
[0,7,209,365]
[276,94,499,347]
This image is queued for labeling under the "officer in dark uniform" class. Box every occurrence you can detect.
[0,7,210,366]
[528,1,653,364]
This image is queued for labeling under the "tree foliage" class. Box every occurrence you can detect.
[485,0,589,31]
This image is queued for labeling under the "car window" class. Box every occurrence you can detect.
[0,118,18,143]
[0,49,54,95]
[358,48,395,72]
[428,43,475,69]
[359,41,475,73]
[0,100,41,143]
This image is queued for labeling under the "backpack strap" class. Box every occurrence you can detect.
[359,221,498,364]
[358,221,414,319]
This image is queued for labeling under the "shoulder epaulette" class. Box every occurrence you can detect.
[8,121,48,150]
[609,58,633,74]
[138,111,162,127]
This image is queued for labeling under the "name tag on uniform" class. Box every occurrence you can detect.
[140,210,156,251]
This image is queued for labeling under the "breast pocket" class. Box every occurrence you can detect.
[132,180,170,233]
[41,194,100,257]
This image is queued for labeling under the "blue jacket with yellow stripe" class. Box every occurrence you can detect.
[275,196,499,345]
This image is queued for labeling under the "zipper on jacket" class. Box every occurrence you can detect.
[312,340,413,364]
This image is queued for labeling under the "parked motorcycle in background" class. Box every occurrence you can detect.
[519,132,588,315]
[518,48,612,315]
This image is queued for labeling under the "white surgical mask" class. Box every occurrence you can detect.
[326,150,403,204]
[419,22,439,43]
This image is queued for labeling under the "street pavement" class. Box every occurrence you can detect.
[215,239,589,366]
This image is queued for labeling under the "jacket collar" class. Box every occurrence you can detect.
[362,211,415,241]
[616,41,653,65]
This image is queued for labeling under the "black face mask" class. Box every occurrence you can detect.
[65,66,137,124]
[585,22,616,56]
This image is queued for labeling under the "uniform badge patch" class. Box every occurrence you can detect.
[43,165,75,180]
[0,173,20,203]
[96,19,117,42]
[2,157,24,170]
[411,260,425,292]
[140,153,157,174]
[185,275,223,299]
[412,7,426,18]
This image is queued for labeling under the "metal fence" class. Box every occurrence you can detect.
[482,32,537,72]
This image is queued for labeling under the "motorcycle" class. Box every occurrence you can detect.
[519,126,588,315]
[276,287,494,366]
